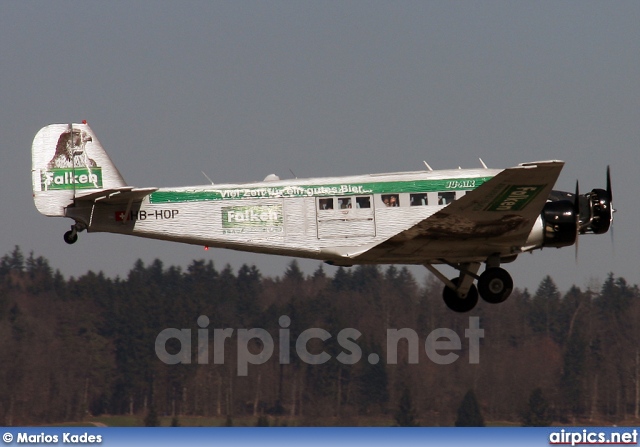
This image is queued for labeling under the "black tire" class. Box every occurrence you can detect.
[63,230,78,245]
[442,278,479,313]
[478,267,513,304]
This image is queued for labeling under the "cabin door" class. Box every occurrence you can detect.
[316,196,376,239]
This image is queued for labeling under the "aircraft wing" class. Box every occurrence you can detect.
[74,187,158,204]
[354,161,565,263]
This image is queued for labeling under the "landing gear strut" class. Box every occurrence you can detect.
[425,260,514,312]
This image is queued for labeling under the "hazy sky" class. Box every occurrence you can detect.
[2,2,638,294]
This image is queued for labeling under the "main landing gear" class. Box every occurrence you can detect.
[425,259,514,313]
[63,223,86,245]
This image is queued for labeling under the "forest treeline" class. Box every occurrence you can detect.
[1,245,639,426]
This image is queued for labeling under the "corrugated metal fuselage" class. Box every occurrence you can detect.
[70,168,502,265]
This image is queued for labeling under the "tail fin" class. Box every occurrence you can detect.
[31,123,127,216]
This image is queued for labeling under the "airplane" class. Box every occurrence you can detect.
[31,122,614,312]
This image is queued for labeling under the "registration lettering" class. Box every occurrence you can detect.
[115,209,179,222]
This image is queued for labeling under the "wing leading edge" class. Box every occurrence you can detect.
[354,160,565,264]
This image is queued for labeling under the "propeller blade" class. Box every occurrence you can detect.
[607,165,615,224]
[574,180,580,262]
[606,165,612,202]
[574,180,580,216]
[607,165,615,254]
[611,221,615,256]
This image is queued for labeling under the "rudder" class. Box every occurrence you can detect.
[31,122,127,216]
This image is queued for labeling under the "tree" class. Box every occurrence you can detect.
[255,415,270,427]
[283,260,304,284]
[311,264,327,282]
[560,332,587,416]
[455,390,485,427]
[331,267,352,292]
[6,244,640,427]
[236,264,262,322]
[597,273,634,317]
[394,386,418,427]
[144,406,159,427]
[1,246,25,278]
[356,344,389,415]
[522,388,552,426]
[529,276,562,342]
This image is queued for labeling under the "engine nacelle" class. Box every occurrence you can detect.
[541,200,578,248]
[527,168,613,251]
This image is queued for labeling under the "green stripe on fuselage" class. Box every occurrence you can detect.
[149,177,493,204]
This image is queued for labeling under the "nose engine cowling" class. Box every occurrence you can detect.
[535,167,613,249]
[580,187,613,235]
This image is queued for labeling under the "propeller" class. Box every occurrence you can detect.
[607,165,614,222]
[574,180,580,261]
[583,166,614,235]
[600,165,614,234]
[606,165,615,253]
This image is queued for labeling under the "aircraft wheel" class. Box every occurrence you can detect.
[442,278,478,313]
[478,267,513,304]
[63,230,78,245]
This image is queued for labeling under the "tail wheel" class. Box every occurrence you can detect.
[443,277,479,313]
[63,230,78,245]
[478,267,513,304]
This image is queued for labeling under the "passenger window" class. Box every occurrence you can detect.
[410,193,428,206]
[319,198,333,210]
[382,194,399,207]
[355,196,371,209]
[338,197,352,209]
[438,192,455,205]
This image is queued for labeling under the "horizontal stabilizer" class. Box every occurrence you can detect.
[75,187,158,204]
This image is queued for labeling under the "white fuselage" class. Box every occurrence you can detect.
[73,167,506,264]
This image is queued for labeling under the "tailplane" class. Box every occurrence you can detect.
[31,122,127,217]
